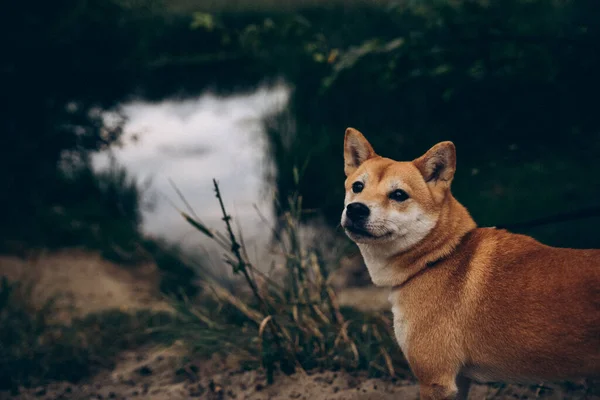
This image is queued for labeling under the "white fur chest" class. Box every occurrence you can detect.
[388,290,410,356]
[358,246,412,287]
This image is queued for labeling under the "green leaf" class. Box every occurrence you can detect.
[181,212,214,238]
[190,12,215,31]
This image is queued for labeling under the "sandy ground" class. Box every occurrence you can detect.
[4,344,419,400]
[0,251,597,400]
[6,344,596,400]
[0,250,172,319]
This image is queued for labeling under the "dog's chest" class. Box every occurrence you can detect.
[359,249,411,287]
[389,291,410,355]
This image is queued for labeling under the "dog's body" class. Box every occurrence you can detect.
[341,128,600,399]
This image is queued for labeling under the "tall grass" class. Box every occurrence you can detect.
[173,179,410,383]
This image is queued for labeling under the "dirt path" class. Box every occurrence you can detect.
[6,345,418,399]
[6,344,595,400]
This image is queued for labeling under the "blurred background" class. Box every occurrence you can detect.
[1,0,599,398]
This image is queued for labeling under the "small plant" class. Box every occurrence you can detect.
[176,179,410,383]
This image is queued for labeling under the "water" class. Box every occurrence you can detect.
[94,82,291,257]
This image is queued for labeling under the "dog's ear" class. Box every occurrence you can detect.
[413,141,456,201]
[344,128,376,176]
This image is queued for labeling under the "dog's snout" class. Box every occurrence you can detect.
[346,202,370,221]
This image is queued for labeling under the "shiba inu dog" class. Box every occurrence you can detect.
[341,127,600,399]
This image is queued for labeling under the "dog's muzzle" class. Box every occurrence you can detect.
[345,202,370,223]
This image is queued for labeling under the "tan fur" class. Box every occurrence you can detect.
[341,128,600,399]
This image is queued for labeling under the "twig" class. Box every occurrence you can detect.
[212,179,293,373]
[213,179,264,303]
[170,177,230,246]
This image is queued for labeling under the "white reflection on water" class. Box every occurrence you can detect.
[94,82,291,257]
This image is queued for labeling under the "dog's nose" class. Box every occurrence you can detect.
[346,202,370,221]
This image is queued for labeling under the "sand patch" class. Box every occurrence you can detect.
[0,250,172,318]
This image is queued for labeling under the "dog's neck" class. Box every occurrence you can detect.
[357,195,477,287]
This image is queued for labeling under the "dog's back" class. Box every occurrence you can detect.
[461,228,600,382]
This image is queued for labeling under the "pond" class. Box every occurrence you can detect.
[94,82,291,258]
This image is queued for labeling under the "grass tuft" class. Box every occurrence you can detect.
[174,179,411,383]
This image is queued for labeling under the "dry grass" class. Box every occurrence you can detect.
[171,179,409,383]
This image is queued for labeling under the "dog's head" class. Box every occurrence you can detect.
[341,127,457,253]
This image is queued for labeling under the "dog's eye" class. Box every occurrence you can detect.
[352,182,364,193]
[389,189,409,202]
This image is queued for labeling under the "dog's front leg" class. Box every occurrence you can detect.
[404,345,465,399]
[417,374,471,400]
[410,364,465,400]
[418,377,460,400]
